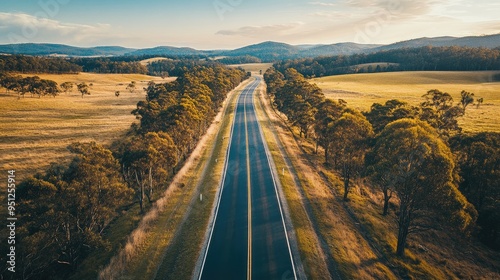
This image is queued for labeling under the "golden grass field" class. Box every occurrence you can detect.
[312,71,500,133]
[0,73,171,181]
[229,63,273,76]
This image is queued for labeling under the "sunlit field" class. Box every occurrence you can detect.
[312,71,500,133]
[229,63,273,75]
[0,73,170,180]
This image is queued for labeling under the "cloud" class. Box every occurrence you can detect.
[216,23,303,37]
[0,12,111,45]
[308,11,354,19]
[345,0,450,17]
[309,1,338,7]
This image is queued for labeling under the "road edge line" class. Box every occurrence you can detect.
[194,78,256,280]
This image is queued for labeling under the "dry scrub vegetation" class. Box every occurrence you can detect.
[0,73,168,181]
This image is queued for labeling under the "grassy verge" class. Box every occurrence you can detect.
[252,81,331,279]
[97,78,253,280]
[256,80,399,279]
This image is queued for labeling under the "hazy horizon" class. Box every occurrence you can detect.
[0,0,499,49]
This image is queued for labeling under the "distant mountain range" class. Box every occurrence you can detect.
[0,43,135,57]
[1,33,499,61]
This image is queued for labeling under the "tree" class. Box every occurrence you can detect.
[476,97,484,109]
[60,82,74,94]
[41,79,60,98]
[16,143,132,277]
[459,90,475,114]
[275,69,325,138]
[314,99,346,161]
[263,67,285,99]
[420,89,463,137]
[126,81,137,93]
[370,119,476,256]
[77,82,90,98]
[365,99,419,133]
[450,133,500,249]
[118,132,178,212]
[115,90,120,97]
[329,112,374,200]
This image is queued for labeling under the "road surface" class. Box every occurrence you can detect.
[198,77,297,280]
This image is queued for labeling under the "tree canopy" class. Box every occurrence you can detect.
[370,119,476,256]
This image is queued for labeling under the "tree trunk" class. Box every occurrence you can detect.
[396,205,411,257]
[147,166,153,203]
[135,171,144,213]
[343,164,350,201]
[324,146,329,163]
[382,187,391,216]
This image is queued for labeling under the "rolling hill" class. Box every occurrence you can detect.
[0,43,135,56]
[375,33,500,51]
[1,33,499,60]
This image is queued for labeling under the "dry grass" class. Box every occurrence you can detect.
[0,72,169,181]
[312,71,500,133]
[228,63,273,76]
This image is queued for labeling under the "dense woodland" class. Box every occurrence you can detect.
[69,57,148,74]
[264,67,499,257]
[0,55,224,76]
[3,63,248,279]
[0,55,82,74]
[274,46,500,77]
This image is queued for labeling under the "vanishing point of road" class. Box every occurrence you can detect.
[198,77,298,280]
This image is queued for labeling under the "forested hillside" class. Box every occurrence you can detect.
[274,46,500,77]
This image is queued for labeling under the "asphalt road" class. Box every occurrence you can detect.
[199,77,297,280]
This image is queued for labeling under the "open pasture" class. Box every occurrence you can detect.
[0,73,170,180]
[312,71,500,133]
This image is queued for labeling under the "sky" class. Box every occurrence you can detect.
[0,0,499,49]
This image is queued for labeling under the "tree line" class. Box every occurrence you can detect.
[6,63,248,279]
[217,55,262,65]
[0,73,100,99]
[0,55,82,74]
[0,73,60,98]
[274,46,500,77]
[0,54,253,76]
[265,67,499,257]
[70,58,148,74]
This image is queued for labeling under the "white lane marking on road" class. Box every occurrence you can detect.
[198,78,260,280]
[244,85,253,280]
[250,77,298,279]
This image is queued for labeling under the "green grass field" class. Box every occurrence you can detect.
[312,71,500,133]
[0,73,169,181]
